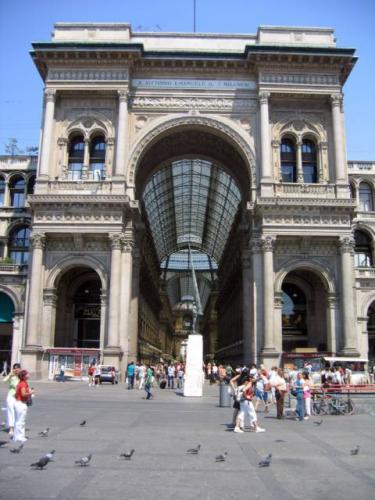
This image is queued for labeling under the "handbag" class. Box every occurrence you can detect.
[26,395,33,407]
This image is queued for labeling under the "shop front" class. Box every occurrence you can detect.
[45,347,100,381]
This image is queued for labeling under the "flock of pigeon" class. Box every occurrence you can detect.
[0,418,361,470]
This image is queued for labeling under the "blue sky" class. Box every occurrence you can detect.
[0,0,374,159]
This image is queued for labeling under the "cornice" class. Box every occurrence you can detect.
[28,194,134,206]
[256,197,357,208]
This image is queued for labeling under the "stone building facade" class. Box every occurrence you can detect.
[2,23,375,378]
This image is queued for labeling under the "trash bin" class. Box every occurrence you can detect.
[219,381,232,407]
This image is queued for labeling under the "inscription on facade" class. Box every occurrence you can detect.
[132,79,256,90]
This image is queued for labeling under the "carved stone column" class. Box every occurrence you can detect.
[114,88,129,179]
[25,233,46,346]
[331,94,347,183]
[242,249,253,365]
[119,236,134,376]
[296,139,304,183]
[259,92,273,196]
[81,138,90,179]
[250,238,263,365]
[42,288,57,347]
[274,292,283,354]
[338,236,359,355]
[327,292,338,353]
[3,180,10,207]
[107,233,122,348]
[261,236,279,362]
[99,292,108,357]
[317,141,328,183]
[39,89,56,179]
[128,248,141,360]
[57,137,68,179]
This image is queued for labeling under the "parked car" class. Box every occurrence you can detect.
[99,365,119,384]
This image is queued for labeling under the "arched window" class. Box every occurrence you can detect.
[280,139,296,182]
[8,226,30,264]
[302,139,317,183]
[354,230,372,267]
[9,177,25,207]
[359,182,373,211]
[89,136,106,181]
[68,135,85,180]
[0,176,5,206]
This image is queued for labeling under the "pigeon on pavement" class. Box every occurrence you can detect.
[9,444,24,454]
[350,445,360,456]
[258,454,272,468]
[80,420,87,427]
[30,456,50,469]
[39,428,50,437]
[313,419,323,426]
[0,440,8,448]
[186,444,201,454]
[75,454,92,466]
[120,449,135,460]
[215,452,228,462]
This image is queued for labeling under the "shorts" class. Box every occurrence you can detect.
[255,389,268,402]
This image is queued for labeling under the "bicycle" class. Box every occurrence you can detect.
[327,394,355,415]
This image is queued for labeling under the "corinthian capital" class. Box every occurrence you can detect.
[259,91,271,105]
[109,233,123,250]
[122,238,135,253]
[30,232,46,249]
[118,89,129,103]
[338,236,355,254]
[261,235,276,252]
[44,88,56,103]
[330,93,343,108]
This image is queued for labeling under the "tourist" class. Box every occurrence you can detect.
[302,372,312,419]
[59,363,65,382]
[268,366,278,404]
[144,365,154,400]
[88,363,95,386]
[274,368,287,419]
[13,370,33,443]
[1,360,8,376]
[127,361,135,389]
[235,373,265,433]
[230,368,249,430]
[167,363,175,389]
[177,365,184,389]
[294,372,305,421]
[212,363,218,382]
[94,363,101,387]
[140,362,147,390]
[3,362,21,437]
[254,369,269,414]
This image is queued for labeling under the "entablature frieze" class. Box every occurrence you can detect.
[129,95,256,112]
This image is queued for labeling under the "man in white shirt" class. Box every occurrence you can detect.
[167,364,175,389]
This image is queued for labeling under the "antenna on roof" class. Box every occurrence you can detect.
[193,0,197,33]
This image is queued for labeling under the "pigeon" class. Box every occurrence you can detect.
[39,428,50,437]
[186,444,201,455]
[313,419,323,426]
[120,449,135,460]
[44,450,56,461]
[0,440,8,447]
[275,439,286,443]
[30,456,50,469]
[9,444,24,454]
[215,452,228,462]
[258,453,272,468]
[80,420,87,427]
[350,445,360,456]
[75,454,92,466]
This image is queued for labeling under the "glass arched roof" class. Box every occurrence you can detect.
[166,273,212,311]
[142,159,241,264]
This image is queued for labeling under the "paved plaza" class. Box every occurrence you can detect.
[0,381,374,500]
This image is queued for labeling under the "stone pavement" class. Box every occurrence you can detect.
[0,380,374,500]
